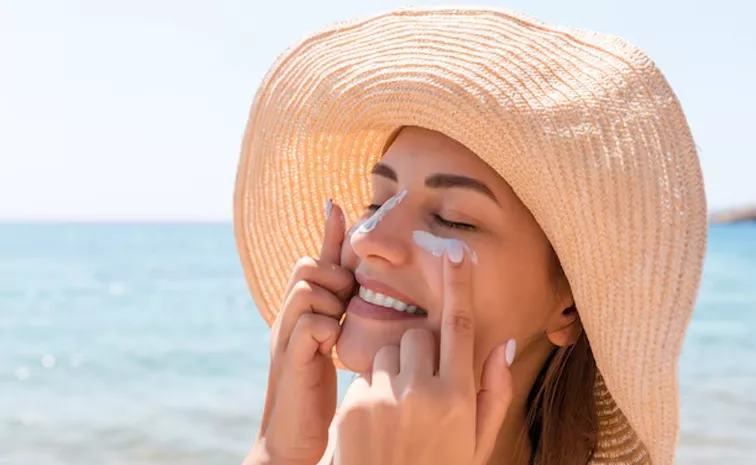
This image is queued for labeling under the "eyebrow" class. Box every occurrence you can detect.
[370,162,500,205]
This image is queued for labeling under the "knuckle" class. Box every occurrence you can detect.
[372,398,400,422]
[293,256,318,276]
[291,279,314,297]
[444,313,474,332]
[334,269,356,294]
[320,315,341,332]
[399,384,424,405]
[444,393,469,415]
[401,327,426,340]
[401,328,433,346]
[293,312,316,329]
[447,275,463,287]
[398,388,436,430]
[295,256,318,269]
[293,313,338,338]
[375,344,400,359]
[280,281,316,319]
[447,272,469,289]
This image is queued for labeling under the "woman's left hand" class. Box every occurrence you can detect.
[334,247,515,465]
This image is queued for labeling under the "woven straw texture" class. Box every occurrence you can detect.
[233,6,707,465]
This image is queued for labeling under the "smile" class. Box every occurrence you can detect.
[358,286,427,315]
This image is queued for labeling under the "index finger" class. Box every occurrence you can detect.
[439,239,476,388]
[319,199,346,264]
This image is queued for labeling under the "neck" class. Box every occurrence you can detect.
[486,337,554,465]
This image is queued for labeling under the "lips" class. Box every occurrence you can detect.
[356,273,417,303]
[358,285,426,315]
[353,273,427,316]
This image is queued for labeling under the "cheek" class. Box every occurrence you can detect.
[472,258,555,345]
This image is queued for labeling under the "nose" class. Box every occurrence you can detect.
[349,194,412,267]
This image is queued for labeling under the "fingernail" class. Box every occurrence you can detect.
[447,240,464,264]
[505,339,517,367]
[325,198,333,219]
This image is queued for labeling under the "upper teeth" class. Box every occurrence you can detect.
[358,286,423,314]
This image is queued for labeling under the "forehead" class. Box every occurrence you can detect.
[381,126,506,188]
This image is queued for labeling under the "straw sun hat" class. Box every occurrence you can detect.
[233,5,707,465]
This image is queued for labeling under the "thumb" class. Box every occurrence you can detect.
[474,340,516,464]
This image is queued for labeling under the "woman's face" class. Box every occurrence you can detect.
[337,127,574,379]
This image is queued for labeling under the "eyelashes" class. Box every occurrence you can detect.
[433,214,476,231]
[365,204,476,231]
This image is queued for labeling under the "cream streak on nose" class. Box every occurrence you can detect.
[349,190,407,249]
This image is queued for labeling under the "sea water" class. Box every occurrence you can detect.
[1,223,753,464]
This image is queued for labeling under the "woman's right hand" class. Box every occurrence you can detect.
[246,201,355,465]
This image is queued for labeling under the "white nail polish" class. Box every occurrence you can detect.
[325,198,333,219]
[505,339,516,367]
[447,240,464,264]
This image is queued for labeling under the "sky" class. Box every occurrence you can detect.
[1,0,754,221]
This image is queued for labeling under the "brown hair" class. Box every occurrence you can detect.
[526,331,597,465]
[524,251,599,465]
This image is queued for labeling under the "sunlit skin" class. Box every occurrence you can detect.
[334,126,581,462]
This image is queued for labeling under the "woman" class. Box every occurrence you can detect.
[234,6,707,465]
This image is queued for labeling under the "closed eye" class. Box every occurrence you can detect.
[433,214,476,230]
[365,204,476,231]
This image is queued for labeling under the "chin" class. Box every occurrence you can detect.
[335,313,413,373]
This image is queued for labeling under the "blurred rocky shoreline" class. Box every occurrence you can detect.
[709,206,756,224]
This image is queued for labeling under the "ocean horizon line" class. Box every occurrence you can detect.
[0,219,233,225]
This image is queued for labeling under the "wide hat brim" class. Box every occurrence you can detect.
[234,6,707,464]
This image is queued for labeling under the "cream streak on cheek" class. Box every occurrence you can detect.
[412,230,478,264]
